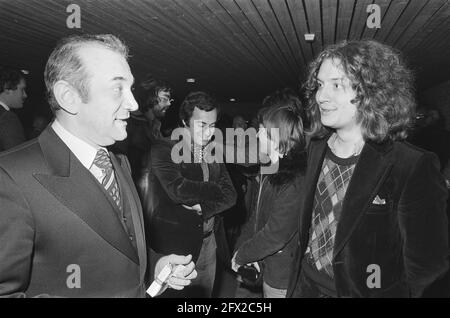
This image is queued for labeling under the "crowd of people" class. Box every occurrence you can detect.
[0,33,449,298]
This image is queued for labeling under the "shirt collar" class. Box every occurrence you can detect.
[51,119,107,170]
[0,101,10,111]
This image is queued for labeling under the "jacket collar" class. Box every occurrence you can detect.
[0,100,10,111]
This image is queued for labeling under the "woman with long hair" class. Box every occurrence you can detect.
[231,89,307,298]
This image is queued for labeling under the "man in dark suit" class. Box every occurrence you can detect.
[0,34,196,297]
[287,40,449,298]
[0,67,27,151]
[147,91,237,297]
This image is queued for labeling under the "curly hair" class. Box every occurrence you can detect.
[304,40,416,142]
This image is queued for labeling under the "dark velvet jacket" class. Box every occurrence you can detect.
[287,135,449,297]
[146,139,237,263]
[0,127,151,297]
[235,147,306,289]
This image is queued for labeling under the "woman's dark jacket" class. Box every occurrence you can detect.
[235,146,306,289]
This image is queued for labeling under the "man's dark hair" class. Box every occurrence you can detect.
[135,75,172,113]
[179,91,220,125]
[0,67,25,94]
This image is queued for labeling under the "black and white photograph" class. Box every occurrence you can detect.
[0,0,449,302]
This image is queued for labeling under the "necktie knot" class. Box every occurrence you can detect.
[93,149,112,170]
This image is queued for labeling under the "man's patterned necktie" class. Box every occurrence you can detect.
[92,149,122,211]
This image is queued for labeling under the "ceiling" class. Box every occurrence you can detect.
[0,0,449,104]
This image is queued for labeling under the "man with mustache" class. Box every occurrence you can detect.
[0,34,196,297]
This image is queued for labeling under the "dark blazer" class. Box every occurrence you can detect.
[146,139,237,263]
[0,106,26,152]
[288,135,449,298]
[235,147,306,289]
[0,127,150,297]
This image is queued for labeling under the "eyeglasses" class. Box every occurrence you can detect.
[415,113,425,120]
[159,96,174,104]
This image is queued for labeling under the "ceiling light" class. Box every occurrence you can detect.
[229,98,236,102]
[21,69,29,75]
[304,33,315,42]
[186,78,196,83]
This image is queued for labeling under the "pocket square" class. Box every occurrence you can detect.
[372,195,386,205]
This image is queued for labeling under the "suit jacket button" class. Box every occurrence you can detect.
[129,235,133,241]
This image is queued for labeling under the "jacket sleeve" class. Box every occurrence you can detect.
[398,152,449,297]
[200,163,237,220]
[150,142,231,206]
[0,112,26,151]
[0,166,36,297]
[235,179,301,265]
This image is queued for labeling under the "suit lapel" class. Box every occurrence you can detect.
[333,141,394,259]
[33,127,139,264]
[111,154,147,283]
[287,137,330,295]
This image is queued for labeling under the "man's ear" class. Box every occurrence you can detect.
[53,80,81,115]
